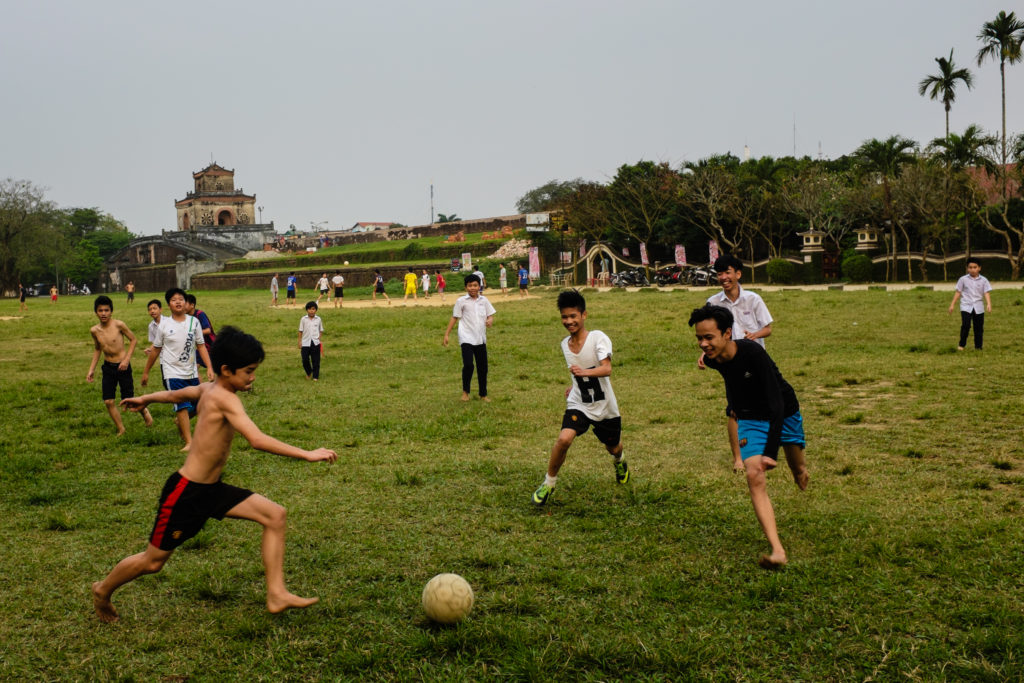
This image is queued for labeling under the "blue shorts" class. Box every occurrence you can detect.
[166,377,200,415]
[737,412,805,461]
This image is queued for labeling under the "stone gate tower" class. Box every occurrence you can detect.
[175,163,257,230]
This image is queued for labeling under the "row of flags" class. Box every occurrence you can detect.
[559,240,720,266]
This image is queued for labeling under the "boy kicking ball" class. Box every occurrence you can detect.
[688,304,808,568]
[92,326,337,622]
[533,290,629,505]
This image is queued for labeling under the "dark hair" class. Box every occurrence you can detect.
[557,289,586,313]
[713,254,743,273]
[305,301,318,311]
[464,274,481,286]
[185,293,197,306]
[146,299,162,309]
[93,295,113,312]
[688,304,733,334]
[210,326,265,375]
[165,287,186,303]
[966,257,982,267]
[375,269,381,274]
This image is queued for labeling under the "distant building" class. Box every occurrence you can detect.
[104,163,276,291]
[175,163,257,230]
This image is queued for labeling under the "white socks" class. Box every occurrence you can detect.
[543,474,557,488]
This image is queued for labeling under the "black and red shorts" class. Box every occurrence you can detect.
[149,472,253,550]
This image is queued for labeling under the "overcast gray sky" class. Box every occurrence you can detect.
[1,1,1021,236]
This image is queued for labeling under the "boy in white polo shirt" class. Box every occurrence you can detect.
[700,254,774,472]
[442,274,496,402]
[948,257,993,350]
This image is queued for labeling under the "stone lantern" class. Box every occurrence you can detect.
[855,225,880,252]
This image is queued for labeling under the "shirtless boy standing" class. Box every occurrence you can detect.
[92,326,337,622]
[86,295,152,434]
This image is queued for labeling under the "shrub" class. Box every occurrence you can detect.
[842,253,873,282]
[765,258,795,284]
[402,241,424,258]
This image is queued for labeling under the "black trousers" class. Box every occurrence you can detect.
[959,311,985,349]
[301,344,321,379]
[460,343,488,396]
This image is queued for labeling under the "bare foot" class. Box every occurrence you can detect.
[460,393,470,402]
[794,468,810,491]
[143,409,153,427]
[481,396,491,403]
[179,444,190,452]
[758,553,788,570]
[115,428,126,437]
[92,582,119,622]
[267,592,319,614]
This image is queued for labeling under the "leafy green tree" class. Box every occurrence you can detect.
[918,48,974,140]
[976,10,1024,197]
[679,155,750,260]
[436,213,460,223]
[0,179,60,292]
[928,124,998,256]
[604,161,680,250]
[853,136,919,280]
[515,179,586,214]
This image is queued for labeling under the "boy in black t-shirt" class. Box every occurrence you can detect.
[689,304,809,569]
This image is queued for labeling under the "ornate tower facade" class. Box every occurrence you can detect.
[174,163,257,231]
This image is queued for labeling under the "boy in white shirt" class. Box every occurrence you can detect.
[442,274,496,402]
[298,301,326,380]
[421,270,431,299]
[331,271,344,309]
[532,289,629,505]
[316,274,330,304]
[948,257,993,350]
[141,288,213,450]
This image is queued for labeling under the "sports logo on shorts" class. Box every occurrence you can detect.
[571,415,578,421]
[172,530,182,539]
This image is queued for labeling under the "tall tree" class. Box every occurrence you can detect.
[929,124,998,257]
[853,136,919,281]
[918,48,974,139]
[604,161,680,250]
[678,155,750,259]
[0,179,60,292]
[976,10,1024,197]
[515,179,587,214]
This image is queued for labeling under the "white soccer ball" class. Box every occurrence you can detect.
[344,260,349,265]
[422,573,474,624]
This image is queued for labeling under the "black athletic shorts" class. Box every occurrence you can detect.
[334,287,343,298]
[149,472,253,551]
[286,290,296,299]
[101,360,134,401]
[561,409,622,447]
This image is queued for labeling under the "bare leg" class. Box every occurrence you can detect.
[546,429,577,477]
[744,456,787,568]
[728,414,742,472]
[93,544,172,622]
[783,443,809,490]
[140,407,153,427]
[225,494,318,614]
[175,409,191,451]
[105,399,126,436]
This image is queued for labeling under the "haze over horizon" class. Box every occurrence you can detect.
[2,1,1021,236]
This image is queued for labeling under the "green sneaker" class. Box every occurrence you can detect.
[614,459,629,484]
[532,483,553,505]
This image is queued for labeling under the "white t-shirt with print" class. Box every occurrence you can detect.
[563,330,619,421]
[153,315,205,380]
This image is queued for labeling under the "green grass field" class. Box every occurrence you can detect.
[1,286,1022,681]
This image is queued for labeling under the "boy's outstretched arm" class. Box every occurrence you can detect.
[223,395,337,463]
[121,384,203,411]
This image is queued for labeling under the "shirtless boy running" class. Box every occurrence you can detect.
[86,295,152,434]
[92,326,338,622]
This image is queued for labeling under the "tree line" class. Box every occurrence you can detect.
[517,11,1024,281]
[0,178,134,294]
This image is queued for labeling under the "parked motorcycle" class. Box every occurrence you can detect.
[611,267,650,288]
[654,265,684,286]
[687,265,718,286]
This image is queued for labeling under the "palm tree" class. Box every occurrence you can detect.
[854,136,919,280]
[976,10,1024,197]
[918,49,973,139]
[929,124,998,258]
